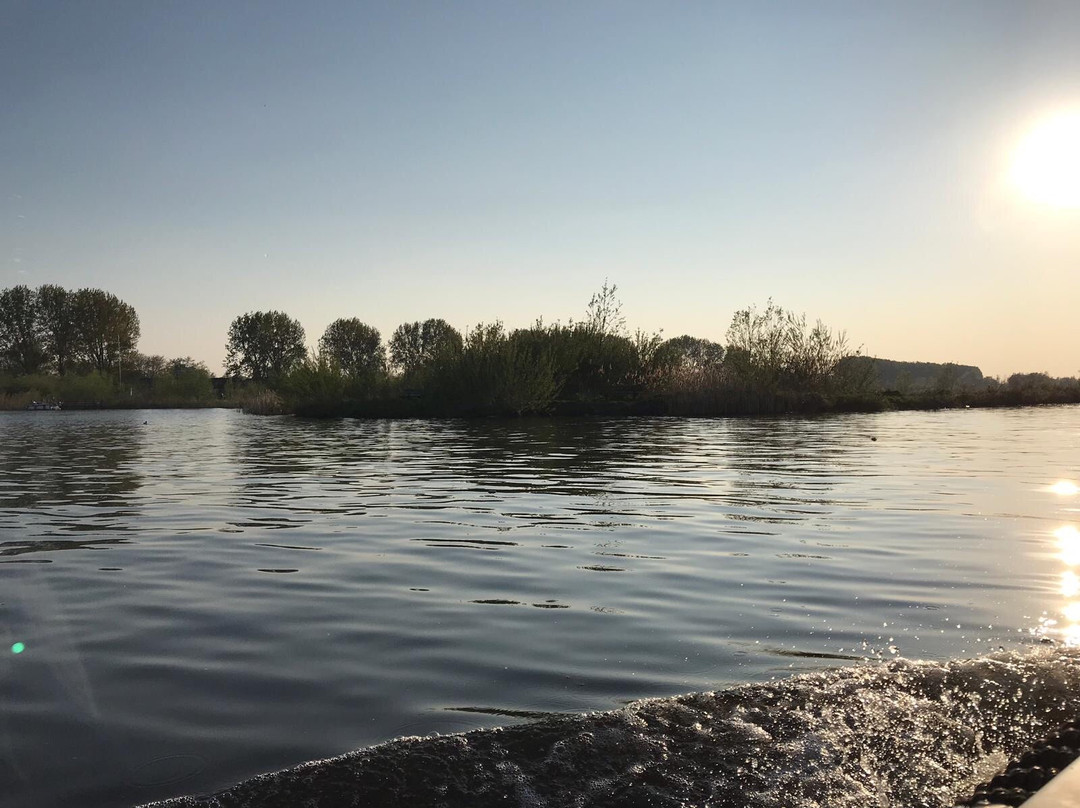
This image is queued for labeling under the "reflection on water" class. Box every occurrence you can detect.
[1048,478,1080,644]
[0,412,143,514]
[1058,525,1080,566]
[1052,480,1080,496]
[0,406,1078,808]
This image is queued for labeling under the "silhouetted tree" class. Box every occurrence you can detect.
[1007,372,1052,392]
[128,353,169,378]
[725,300,847,392]
[654,335,724,373]
[159,357,213,401]
[319,318,385,378]
[72,288,140,373]
[225,310,306,382]
[388,318,463,375]
[36,284,78,375]
[123,352,213,401]
[583,279,625,345]
[0,285,47,374]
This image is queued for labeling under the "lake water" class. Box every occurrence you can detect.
[1,407,1079,807]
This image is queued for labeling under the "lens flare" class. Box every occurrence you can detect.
[11,642,25,654]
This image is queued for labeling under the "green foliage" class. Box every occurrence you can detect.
[238,388,287,415]
[152,357,214,403]
[725,300,849,394]
[72,288,140,372]
[0,354,221,409]
[283,351,348,415]
[831,355,878,397]
[563,327,639,401]
[0,370,118,406]
[653,335,724,374]
[225,310,307,383]
[426,322,563,416]
[933,363,962,394]
[57,370,116,404]
[503,325,564,415]
[7,279,1076,418]
[388,318,463,377]
[1007,372,1053,392]
[319,318,385,379]
[36,285,77,374]
[0,282,152,403]
[0,285,48,374]
[645,335,726,403]
[631,329,665,376]
[0,371,57,399]
[584,279,626,342]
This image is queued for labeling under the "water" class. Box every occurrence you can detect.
[1,407,1078,807]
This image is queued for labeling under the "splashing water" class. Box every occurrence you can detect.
[143,649,1080,808]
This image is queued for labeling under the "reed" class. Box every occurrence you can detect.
[239,388,286,416]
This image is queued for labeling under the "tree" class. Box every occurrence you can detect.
[584,279,625,344]
[225,310,306,382]
[36,285,78,375]
[653,335,724,374]
[725,300,848,392]
[159,357,213,401]
[319,318,385,378]
[0,285,47,374]
[71,288,141,373]
[128,353,169,378]
[725,299,788,386]
[388,318,463,375]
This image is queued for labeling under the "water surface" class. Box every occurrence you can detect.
[1,407,1078,807]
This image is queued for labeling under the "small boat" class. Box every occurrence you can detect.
[26,401,62,411]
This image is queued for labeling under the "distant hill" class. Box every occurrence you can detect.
[838,356,986,392]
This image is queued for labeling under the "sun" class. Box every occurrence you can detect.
[1010,111,1080,208]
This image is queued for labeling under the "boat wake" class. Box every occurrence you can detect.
[141,648,1080,808]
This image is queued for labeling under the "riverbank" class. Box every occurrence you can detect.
[5,387,1078,417]
[286,386,1080,419]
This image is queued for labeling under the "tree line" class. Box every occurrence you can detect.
[224,283,878,417]
[4,281,1075,415]
[224,283,1080,418]
[0,284,219,408]
[0,285,139,375]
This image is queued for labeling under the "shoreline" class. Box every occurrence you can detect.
[4,394,1080,418]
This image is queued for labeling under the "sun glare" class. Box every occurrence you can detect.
[1058,525,1080,566]
[1011,111,1080,208]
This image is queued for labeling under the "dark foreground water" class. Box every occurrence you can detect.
[1,407,1078,807]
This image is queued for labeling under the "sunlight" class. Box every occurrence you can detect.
[1064,623,1080,648]
[1062,571,1080,598]
[1011,111,1080,208]
[1051,480,1080,496]
[1057,525,1080,566]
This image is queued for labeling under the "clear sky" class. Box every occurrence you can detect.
[3,1,1078,378]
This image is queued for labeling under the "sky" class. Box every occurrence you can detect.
[2,1,1079,378]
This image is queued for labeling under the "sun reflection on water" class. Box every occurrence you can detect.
[1053,521,1080,645]
[1061,570,1080,598]
[1051,480,1080,496]
[1057,525,1080,567]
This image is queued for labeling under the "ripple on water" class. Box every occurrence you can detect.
[1,407,1079,808]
